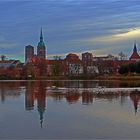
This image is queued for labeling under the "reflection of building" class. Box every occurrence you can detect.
[25,82,35,110]
[36,82,46,128]
[25,81,46,128]
[0,82,21,102]
[130,91,140,114]
[66,91,80,104]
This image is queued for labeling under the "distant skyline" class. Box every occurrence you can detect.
[1,0,140,61]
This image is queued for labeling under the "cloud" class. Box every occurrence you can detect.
[84,28,140,44]
[0,43,19,49]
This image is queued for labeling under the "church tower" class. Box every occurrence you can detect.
[129,41,140,61]
[37,28,46,59]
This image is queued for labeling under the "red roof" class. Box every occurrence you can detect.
[130,51,140,60]
[67,53,78,57]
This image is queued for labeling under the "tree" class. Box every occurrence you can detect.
[53,56,61,60]
[1,55,6,61]
[135,62,140,73]
[53,61,62,76]
[37,59,47,77]
[118,52,127,61]
[118,65,129,74]
[129,63,136,73]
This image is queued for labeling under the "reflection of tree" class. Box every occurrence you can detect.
[0,82,21,103]
[82,91,94,105]
[51,93,65,102]
[95,92,120,102]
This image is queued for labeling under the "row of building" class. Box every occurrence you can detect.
[0,29,140,79]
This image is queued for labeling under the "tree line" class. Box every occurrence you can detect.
[119,62,140,74]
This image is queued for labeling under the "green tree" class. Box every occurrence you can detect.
[135,62,140,73]
[129,63,136,73]
[118,65,129,74]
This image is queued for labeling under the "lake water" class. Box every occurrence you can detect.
[0,80,140,139]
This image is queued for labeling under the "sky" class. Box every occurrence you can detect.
[1,0,140,61]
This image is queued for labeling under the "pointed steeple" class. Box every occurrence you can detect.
[37,27,46,59]
[133,41,137,52]
[130,41,140,61]
[40,27,43,42]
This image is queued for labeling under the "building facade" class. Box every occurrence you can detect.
[64,53,83,76]
[25,45,34,62]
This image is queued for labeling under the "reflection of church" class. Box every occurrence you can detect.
[25,81,46,128]
[130,91,140,115]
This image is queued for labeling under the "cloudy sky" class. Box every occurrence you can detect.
[0,0,140,61]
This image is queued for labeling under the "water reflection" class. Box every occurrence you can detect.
[130,91,140,115]
[25,81,46,128]
[0,82,21,102]
[0,80,140,129]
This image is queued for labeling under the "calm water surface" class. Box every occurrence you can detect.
[0,80,140,139]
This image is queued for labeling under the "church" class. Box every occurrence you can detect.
[129,42,140,61]
[25,28,46,62]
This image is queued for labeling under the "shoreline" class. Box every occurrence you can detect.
[1,75,140,81]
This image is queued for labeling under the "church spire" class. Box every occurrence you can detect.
[40,27,43,42]
[37,27,46,59]
[133,41,137,52]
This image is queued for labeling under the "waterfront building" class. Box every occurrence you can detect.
[64,53,83,76]
[0,60,21,68]
[0,60,22,78]
[25,45,34,62]
[82,52,98,75]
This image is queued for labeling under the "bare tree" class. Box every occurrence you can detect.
[53,56,61,60]
[1,55,6,61]
[118,52,127,61]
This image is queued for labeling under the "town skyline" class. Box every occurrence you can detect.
[1,0,140,61]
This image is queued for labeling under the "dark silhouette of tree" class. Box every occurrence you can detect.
[1,55,6,61]
[53,56,61,60]
[118,65,129,74]
[129,63,136,73]
[37,59,47,77]
[118,52,127,61]
[53,61,62,76]
[135,62,140,73]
